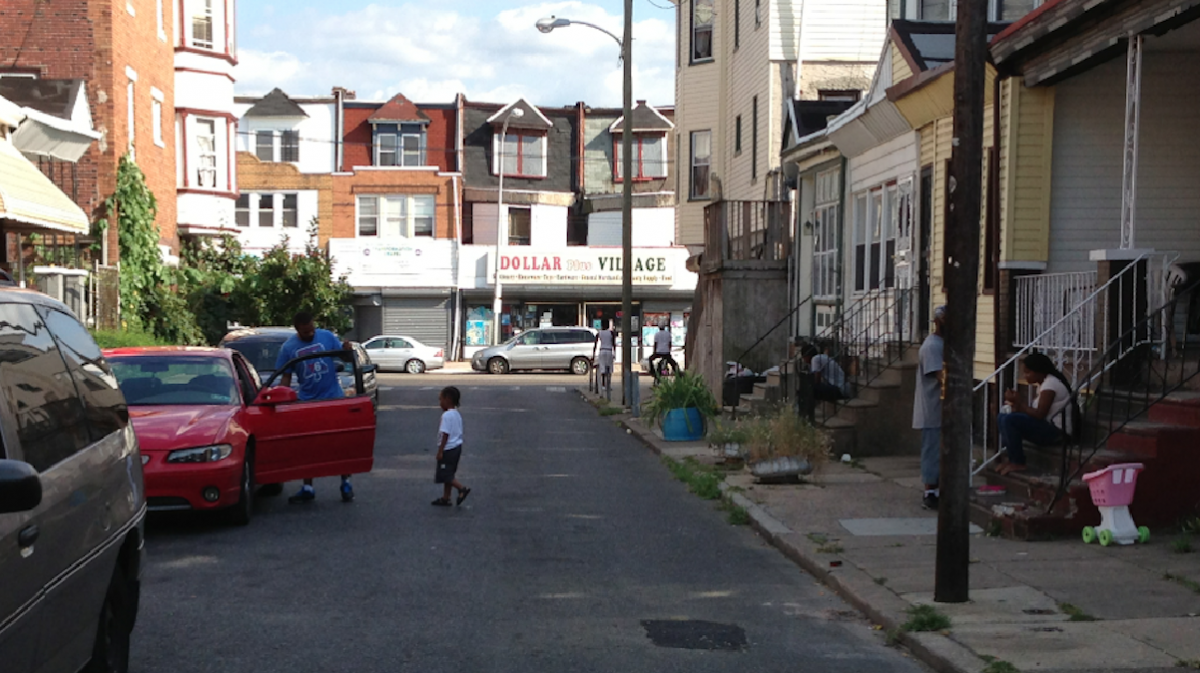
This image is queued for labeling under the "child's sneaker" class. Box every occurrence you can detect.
[340,480,354,502]
[288,485,315,504]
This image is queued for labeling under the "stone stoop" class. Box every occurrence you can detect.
[817,351,920,459]
[970,391,1200,540]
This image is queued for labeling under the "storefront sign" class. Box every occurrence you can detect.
[329,238,456,288]
[495,248,678,286]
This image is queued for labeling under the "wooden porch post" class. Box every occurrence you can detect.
[1120,34,1143,251]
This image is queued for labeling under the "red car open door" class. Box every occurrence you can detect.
[245,350,376,485]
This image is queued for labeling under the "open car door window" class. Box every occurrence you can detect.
[248,350,375,485]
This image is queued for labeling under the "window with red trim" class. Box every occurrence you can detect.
[614,133,667,181]
[493,131,546,178]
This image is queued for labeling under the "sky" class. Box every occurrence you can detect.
[235,1,677,107]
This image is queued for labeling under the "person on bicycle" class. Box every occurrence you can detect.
[648,320,676,384]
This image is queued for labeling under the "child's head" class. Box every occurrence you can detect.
[439,386,461,410]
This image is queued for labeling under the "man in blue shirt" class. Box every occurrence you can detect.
[277,311,357,504]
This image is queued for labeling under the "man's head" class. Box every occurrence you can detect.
[933,305,947,333]
[800,344,819,363]
[293,311,316,342]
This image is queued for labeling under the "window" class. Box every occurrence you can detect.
[813,169,840,299]
[493,132,546,178]
[755,0,763,27]
[855,186,902,292]
[0,302,93,472]
[157,0,165,39]
[751,96,759,181]
[615,134,668,180]
[151,98,163,147]
[819,90,862,102]
[689,130,711,200]
[734,0,741,48]
[281,130,299,162]
[508,208,531,246]
[735,115,743,154]
[282,193,298,228]
[193,0,214,48]
[401,133,422,166]
[255,130,273,161]
[920,0,955,20]
[992,0,1040,20]
[258,194,274,227]
[357,195,436,237]
[376,134,397,166]
[984,148,999,291]
[40,307,126,442]
[235,194,250,227]
[126,80,135,158]
[854,193,868,291]
[691,0,714,62]
[196,119,217,188]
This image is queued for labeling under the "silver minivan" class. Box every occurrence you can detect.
[0,288,145,673]
[471,327,598,375]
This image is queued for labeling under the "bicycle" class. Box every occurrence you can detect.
[649,353,679,386]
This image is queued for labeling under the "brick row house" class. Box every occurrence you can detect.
[234,90,694,359]
[0,0,239,323]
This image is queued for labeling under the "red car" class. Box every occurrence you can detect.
[104,346,376,524]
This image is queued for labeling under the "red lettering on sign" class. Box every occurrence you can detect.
[554,257,562,270]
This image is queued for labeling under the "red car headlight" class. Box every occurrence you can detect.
[166,444,234,464]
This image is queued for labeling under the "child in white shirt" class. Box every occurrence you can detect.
[433,386,470,506]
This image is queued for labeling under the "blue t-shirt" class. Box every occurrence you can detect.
[275,329,345,401]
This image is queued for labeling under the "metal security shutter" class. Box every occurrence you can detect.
[383,297,450,352]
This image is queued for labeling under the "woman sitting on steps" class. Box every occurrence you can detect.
[997,353,1074,476]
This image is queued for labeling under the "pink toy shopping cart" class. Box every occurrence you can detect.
[1081,463,1150,546]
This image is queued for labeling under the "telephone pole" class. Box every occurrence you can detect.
[936,0,988,604]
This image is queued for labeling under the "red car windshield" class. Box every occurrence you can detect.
[109,356,239,406]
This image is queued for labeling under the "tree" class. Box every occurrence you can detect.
[236,218,353,335]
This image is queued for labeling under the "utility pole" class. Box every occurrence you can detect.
[936,0,987,604]
[620,0,634,407]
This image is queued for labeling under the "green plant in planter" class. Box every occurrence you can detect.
[643,371,719,432]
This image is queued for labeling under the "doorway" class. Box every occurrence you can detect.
[918,166,933,336]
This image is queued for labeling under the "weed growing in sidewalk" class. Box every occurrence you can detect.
[1164,572,1200,594]
[1177,659,1200,669]
[1172,533,1194,554]
[981,660,1021,673]
[901,604,951,632]
[884,628,905,646]
[816,543,844,554]
[599,407,624,417]
[662,457,723,500]
[874,576,888,586]
[717,499,751,525]
[807,533,829,545]
[1057,603,1097,622]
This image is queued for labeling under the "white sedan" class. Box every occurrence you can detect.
[361,335,446,374]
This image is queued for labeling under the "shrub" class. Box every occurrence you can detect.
[90,328,167,349]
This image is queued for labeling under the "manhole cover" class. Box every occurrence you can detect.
[641,620,747,651]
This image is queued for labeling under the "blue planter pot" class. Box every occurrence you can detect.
[661,407,706,442]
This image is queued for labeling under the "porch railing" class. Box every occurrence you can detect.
[972,251,1177,476]
[1013,270,1097,351]
[703,200,791,264]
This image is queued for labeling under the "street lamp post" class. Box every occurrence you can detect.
[492,107,525,346]
[537,6,634,406]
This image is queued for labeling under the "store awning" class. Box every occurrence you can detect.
[0,140,89,234]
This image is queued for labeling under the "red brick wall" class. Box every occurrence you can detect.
[341,107,374,171]
[331,169,457,240]
[340,103,457,172]
[422,106,456,172]
[0,0,177,259]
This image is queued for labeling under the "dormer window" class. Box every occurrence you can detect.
[493,131,547,178]
[374,124,425,167]
[615,134,668,180]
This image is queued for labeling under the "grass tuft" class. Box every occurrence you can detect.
[874,576,888,586]
[1057,603,1097,622]
[1177,659,1200,669]
[598,406,624,417]
[1172,534,1194,554]
[662,457,723,500]
[982,661,1021,673]
[1164,572,1200,594]
[902,604,951,632]
[816,543,844,554]
[717,500,751,526]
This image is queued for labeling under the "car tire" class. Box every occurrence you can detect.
[257,483,283,497]
[225,451,254,526]
[406,359,426,374]
[83,564,135,673]
[571,357,591,376]
[488,357,510,375]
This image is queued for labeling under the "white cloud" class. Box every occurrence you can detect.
[232,1,675,107]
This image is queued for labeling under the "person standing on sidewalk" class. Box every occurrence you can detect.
[278,311,357,504]
[913,305,946,510]
[592,322,616,399]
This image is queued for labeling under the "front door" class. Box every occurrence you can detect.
[248,351,376,484]
[918,167,934,336]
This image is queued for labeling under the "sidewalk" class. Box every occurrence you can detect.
[593,388,1200,673]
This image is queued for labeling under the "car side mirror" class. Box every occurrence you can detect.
[0,460,42,514]
[253,386,299,406]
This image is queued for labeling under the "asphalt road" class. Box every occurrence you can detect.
[130,372,928,672]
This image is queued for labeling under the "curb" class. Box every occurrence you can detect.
[587,386,986,673]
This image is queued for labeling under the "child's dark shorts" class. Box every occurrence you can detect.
[435,446,462,484]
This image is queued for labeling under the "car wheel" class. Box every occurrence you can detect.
[488,357,510,375]
[84,565,135,673]
[571,357,591,376]
[406,359,426,374]
[225,452,254,526]
[257,483,283,497]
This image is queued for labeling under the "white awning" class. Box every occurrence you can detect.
[11,107,100,162]
[0,140,89,234]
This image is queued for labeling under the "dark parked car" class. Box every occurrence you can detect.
[219,327,378,406]
[0,286,146,673]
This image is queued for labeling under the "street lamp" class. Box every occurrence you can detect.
[492,106,525,346]
[537,5,635,407]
